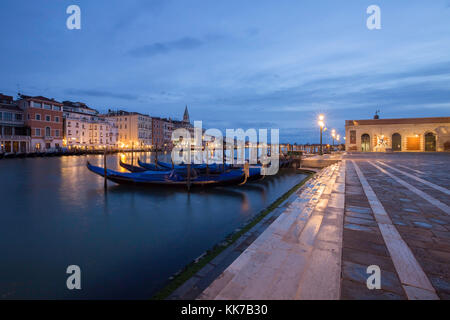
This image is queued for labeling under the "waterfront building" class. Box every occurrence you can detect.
[163,118,174,149]
[63,101,118,149]
[0,94,30,153]
[18,94,63,152]
[151,117,166,149]
[345,115,450,152]
[105,110,152,149]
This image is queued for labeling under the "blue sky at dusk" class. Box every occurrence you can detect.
[1,0,449,143]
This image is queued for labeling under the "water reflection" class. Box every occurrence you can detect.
[0,153,307,299]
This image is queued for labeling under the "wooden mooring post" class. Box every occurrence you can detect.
[131,142,134,166]
[103,146,107,189]
[187,163,191,191]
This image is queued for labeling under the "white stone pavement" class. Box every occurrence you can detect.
[198,154,450,300]
[199,162,346,300]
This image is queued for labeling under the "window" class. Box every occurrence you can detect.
[68,130,72,135]
[4,112,13,121]
[350,130,356,144]
[36,114,41,121]
[53,106,61,111]
[35,128,41,136]
[46,115,51,122]
[45,127,51,137]
[15,113,22,121]
[0,112,2,120]
[33,102,42,108]
[55,130,60,137]
[44,104,52,110]
[55,116,59,123]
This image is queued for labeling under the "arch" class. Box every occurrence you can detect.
[424,132,436,152]
[392,133,402,151]
[361,134,370,152]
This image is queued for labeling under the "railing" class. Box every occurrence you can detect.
[0,135,30,141]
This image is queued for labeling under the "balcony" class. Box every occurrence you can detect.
[0,135,30,141]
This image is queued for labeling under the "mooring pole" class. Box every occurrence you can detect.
[222,141,225,172]
[103,146,107,189]
[131,142,134,165]
[205,143,209,176]
[187,163,191,192]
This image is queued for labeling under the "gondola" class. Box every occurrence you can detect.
[119,159,148,173]
[137,159,263,181]
[86,161,246,187]
[137,159,172,172]
[154,160,232,174]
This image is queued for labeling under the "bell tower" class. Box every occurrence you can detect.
[183,105,190,123]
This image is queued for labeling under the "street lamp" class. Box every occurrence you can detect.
[331,129,336,148]
[318,115,325,155]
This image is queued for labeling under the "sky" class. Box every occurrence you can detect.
[0,0,449,143]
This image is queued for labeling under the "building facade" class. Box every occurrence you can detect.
[106,110,152,148]
[18,95,64,152]
[63,101,118,149]
[0,94,30,153]
[151,117,165,149]
[345,116,450,152]
[163,118,174,148]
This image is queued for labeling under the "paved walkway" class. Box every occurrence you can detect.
[196,153,450,300]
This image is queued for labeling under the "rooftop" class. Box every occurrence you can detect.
[18,94,63,105]
[345,116,450,126]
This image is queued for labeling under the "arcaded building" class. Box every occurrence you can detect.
[345,116,450,152]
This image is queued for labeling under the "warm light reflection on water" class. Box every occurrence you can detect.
[0,153,307,299]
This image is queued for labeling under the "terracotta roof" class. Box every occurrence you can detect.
[345,117,450,126]
[19,94,63,105]
[0,93,14,102]
[63,100,97,111]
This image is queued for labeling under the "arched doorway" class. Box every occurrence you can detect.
[361,134,370,152]
[392,133,402,151]
[425,132,436,152]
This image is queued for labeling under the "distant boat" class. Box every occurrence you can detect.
[87,161,246,187]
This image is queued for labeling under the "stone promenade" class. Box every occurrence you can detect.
[174,153,450,300]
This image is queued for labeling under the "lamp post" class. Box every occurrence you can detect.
[331,129,336,150]
[336,135,340,150]
[318,115,325,155]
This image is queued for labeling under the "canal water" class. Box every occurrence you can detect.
[0,153,307,299]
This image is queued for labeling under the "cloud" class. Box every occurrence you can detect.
[65,89,138,100]
[128,37,204,57]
